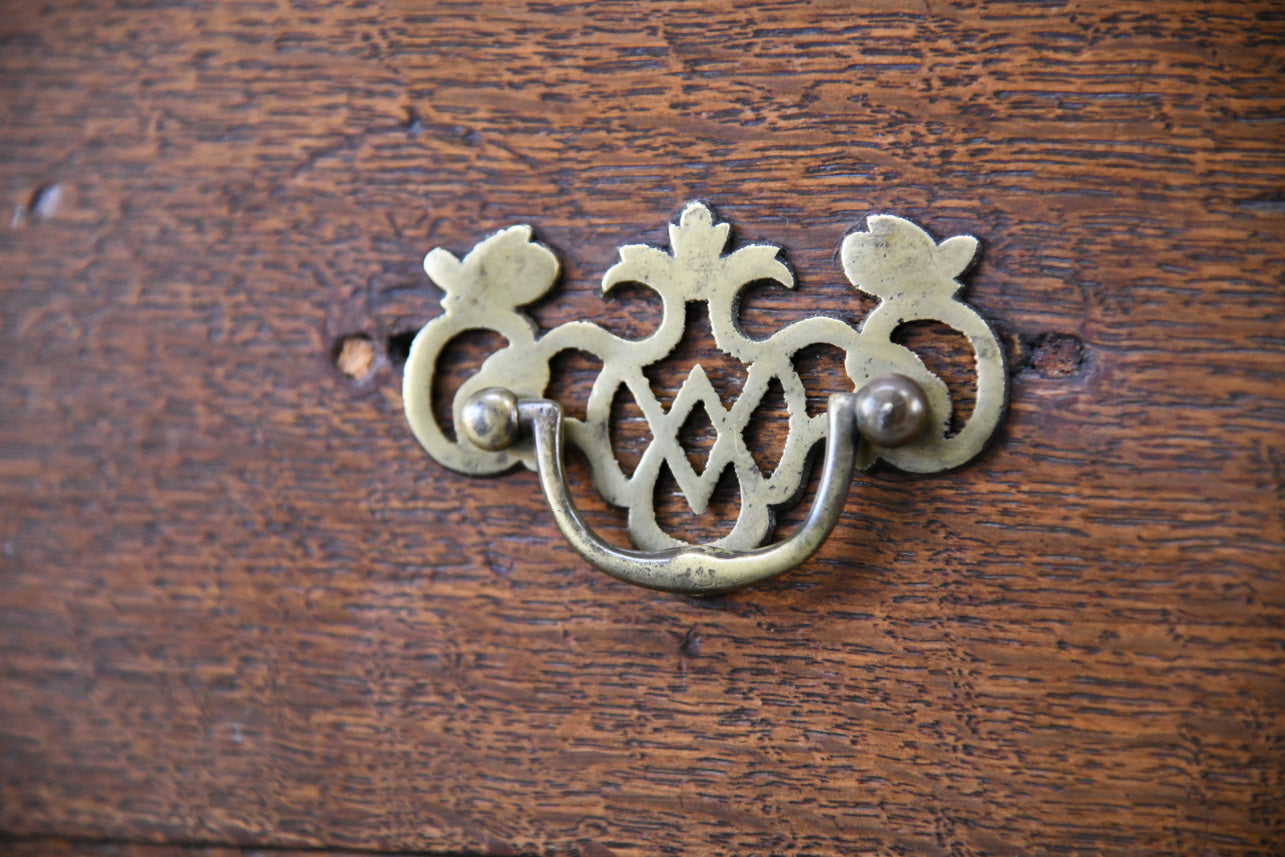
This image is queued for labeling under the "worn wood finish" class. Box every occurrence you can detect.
[2,1,1282,855]
[2,841,399,857]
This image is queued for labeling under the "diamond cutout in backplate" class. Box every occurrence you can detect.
[677,400,717,476]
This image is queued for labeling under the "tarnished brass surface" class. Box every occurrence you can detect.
[402,202,1006,589]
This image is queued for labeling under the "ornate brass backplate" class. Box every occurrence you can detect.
[402,202,1006,592]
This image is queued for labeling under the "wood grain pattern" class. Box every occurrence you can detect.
[2,839,450,857]
[1,1,1282,855]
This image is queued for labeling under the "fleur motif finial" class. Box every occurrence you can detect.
[603,201,794,306]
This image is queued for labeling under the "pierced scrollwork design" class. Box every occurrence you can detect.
[403,202,1006,553]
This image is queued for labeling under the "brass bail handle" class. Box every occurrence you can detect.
[399,203,1008,593]
[457,377,931,595]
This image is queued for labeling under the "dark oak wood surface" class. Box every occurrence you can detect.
[2,1,1282,855]
[4,842,382,857]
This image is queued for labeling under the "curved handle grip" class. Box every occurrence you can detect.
[517,393,862,595]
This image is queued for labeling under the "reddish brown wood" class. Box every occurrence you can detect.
[1,2,1283,855]
[3,840,425,857]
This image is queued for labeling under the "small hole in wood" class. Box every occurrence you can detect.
[1021,332,1087,379]
[333,334,376,380]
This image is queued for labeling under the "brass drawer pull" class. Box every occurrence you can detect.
[402,202,1006,593]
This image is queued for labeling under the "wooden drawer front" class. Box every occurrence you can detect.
[1,2,1281,855]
